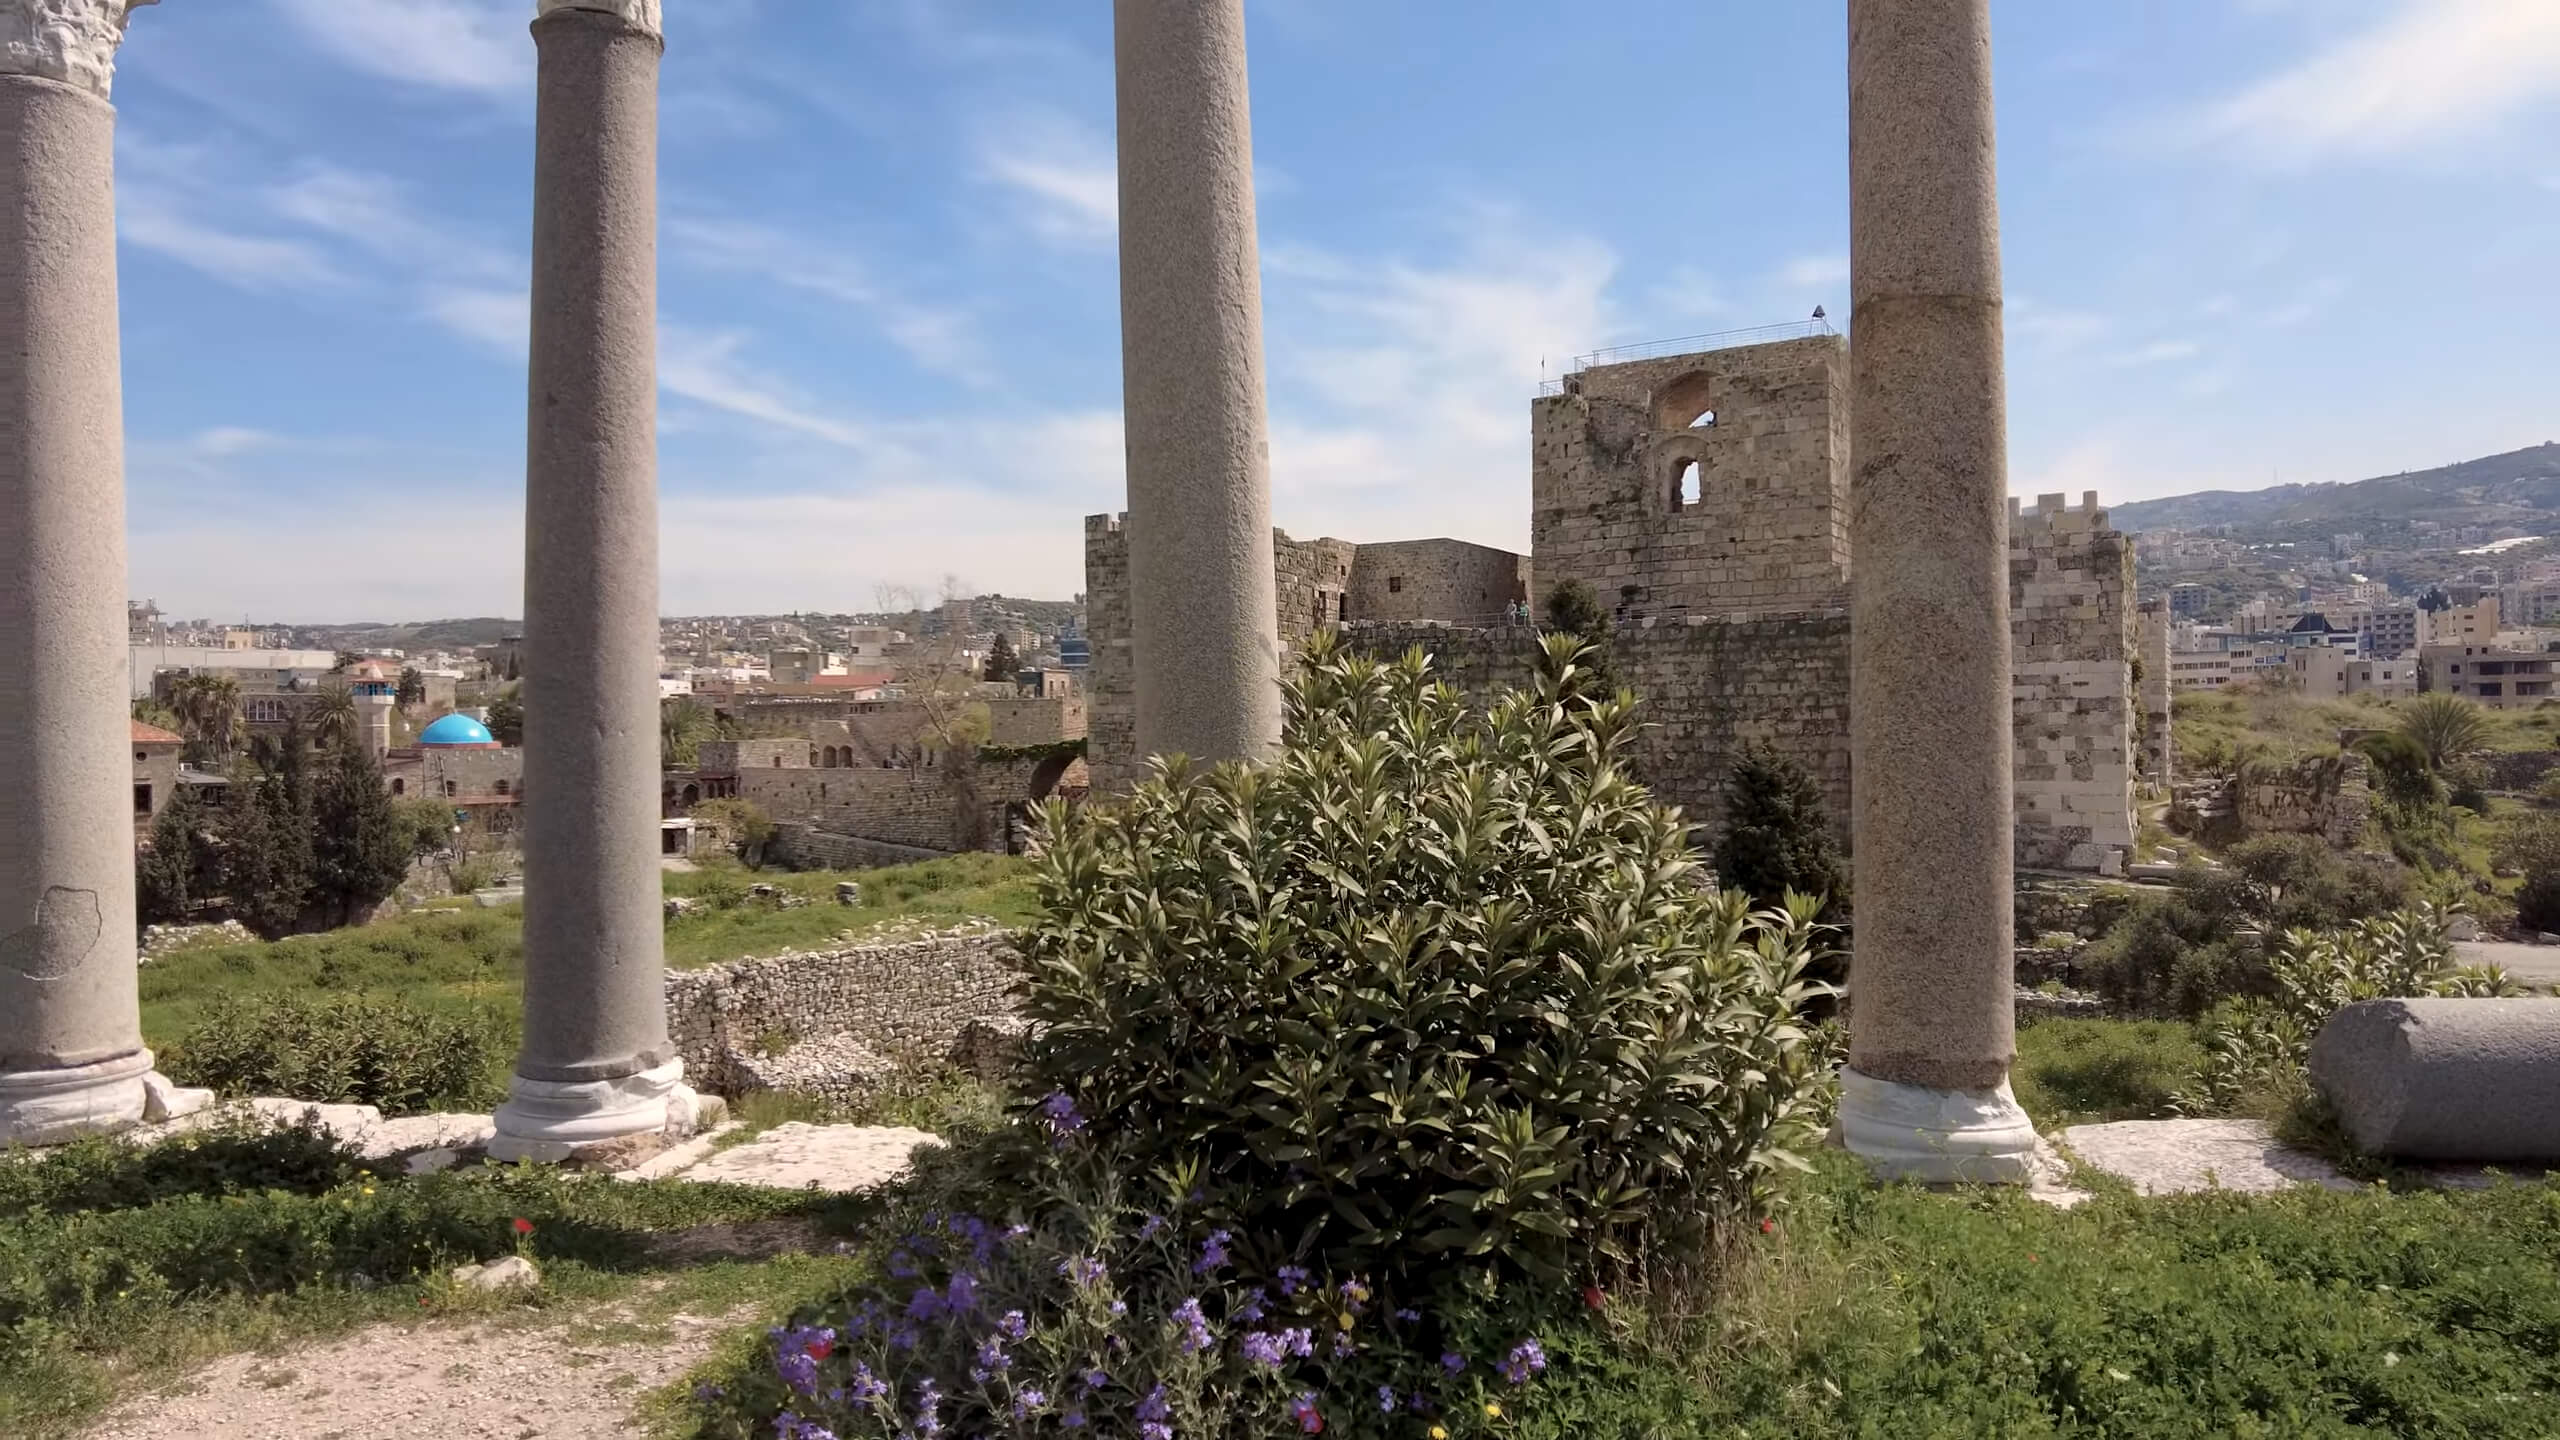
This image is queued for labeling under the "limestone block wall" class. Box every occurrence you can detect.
[1085,514,1139,792]
[1346,539,1530,624]
[1339,613,1856,845]
[2010,493,2137,872]
[1277,533,1357,646]
[2237,755,2372,848]
[740,754,1069,853]
[1529,335,1851,622]
[2136,595,2174,788]
[664,929,1021,1094]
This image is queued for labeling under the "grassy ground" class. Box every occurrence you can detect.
[2173,685,2560,770]
[137,854,1036,1095]
[0,1124,878,1440]
[2012,1018,2204,1129]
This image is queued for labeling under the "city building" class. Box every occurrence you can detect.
[2421,641,2560,708]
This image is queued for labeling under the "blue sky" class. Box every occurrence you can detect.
[116,0,2560,620]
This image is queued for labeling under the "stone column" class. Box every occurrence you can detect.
[0,0,202,1146]
[1838,0,2038,1182]
[491,0,696,1162]
[1113,0,1283,767]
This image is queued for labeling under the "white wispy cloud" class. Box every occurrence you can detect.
[120,185,355,292]
[2010,295,2111,350]
[1646,265,1728,321]
[666,216,994,385]
[267,166,516,281]
[2190,0,2560,161]
[2112,339,2205,367]
[659,325,885,455]
[1774,252,1850,291]
[267,0,530,97]
[978,110,1118,248]
[192,427,284,459]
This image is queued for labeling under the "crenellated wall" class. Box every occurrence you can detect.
[2009,492,2137,871]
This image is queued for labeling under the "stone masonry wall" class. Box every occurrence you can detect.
[2136,595,2173,788]
[2236,754,2372,848]
[740,755,1065,853]
[769,824,951,871]
[1339,614,1855,845]
[1530,335,1851,622]
[665,929,1021,1095]
[2010,493,2137,871]
[1085,514,1139,793]
[1346,539,1531,625]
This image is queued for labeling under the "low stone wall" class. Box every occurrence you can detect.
[770,823,952,872]
[2235,754,2371,847]
[664,928,1023,1096]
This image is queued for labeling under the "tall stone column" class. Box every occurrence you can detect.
[1838,0,2039,1182]
[2138,596,2173,789]
[0,0,201,1146]
[1114,0,1282,767]
[491,0,696,1161]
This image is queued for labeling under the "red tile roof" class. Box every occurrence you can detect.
[131,720,184,745]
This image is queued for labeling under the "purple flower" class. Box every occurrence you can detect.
[1082,1367,1109,1391]
[1240,1331,1287,1369]
[1014,1388,1048,1418]
[1288,1392,1324,1433]
[1062,1411,1087,1430]
[912,1379,944,1439]
[944,1271,980,1313]
[1376,1386,1399,1413]
[1441,1351,1467,1375]
[885,1249,919,1279]
[1502,1338,1549,1385]
[1394,1308,1420,1325]
[970,1336,1010,1382]
[1235,1288,1268,1323]
[1336,1278,1370,1313]
[888,1324,919,1351]
[1136,1382,1172,1439]
[1138,1214,1167,1241]
[1061,1255,1108,1287]
[1039,1091,1087,1136]
[1172,1296,1215,1353]
[1275,1265,1309,1296]
[998,1309,1030,1341]
[905,1286,942,1322]
[1285,1326,1315,1358]
[848,1363,889,1411]
[1194,1229,1234,1275]
[775,1350,817,1397]
[1330,1331,1355,1358]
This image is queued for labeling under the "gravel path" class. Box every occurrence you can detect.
[82,1293,736,1440]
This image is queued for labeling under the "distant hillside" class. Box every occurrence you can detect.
[300,617,519,651]
[2110,443,2560,534]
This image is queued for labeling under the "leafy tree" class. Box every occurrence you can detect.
[485,687,524,746]
[130,697,183,735]
[307,688,358,750]
[211,765,311,938]
[660,696,714,768]
[2354,730,2439,809]
[694,797,776,867]
[395,666,426,706]
[1713,743,1847,922]
[1541,579,1617,698]
[311,742,413,924]
[166,673,244,766]
[982,632,1020,684]
[331,650,362,673]
[2397,692,2491,773]
[135,781,208,924]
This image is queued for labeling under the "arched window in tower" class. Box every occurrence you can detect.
[1650,370,1717,433]
[1672,458,1703,512]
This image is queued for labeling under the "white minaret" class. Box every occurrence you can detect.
[352,664,396,760]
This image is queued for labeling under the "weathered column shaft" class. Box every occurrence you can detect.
[1114,0,1282,767]
[1840,0,2037,1181]
[0,0,186,1145]
[494,0,687,1159]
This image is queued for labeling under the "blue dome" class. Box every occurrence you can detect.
[418,713,497,747]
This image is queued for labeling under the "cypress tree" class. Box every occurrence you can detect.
[1712,743,1847,922]
[314,741,413,924]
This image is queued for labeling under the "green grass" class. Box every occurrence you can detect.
[137,855,1036,1094]
[0,1124,876,1440]
[2013,1018,2206,1129]
[2174,686,2560,772]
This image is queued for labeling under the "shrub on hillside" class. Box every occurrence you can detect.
[1015,632,1835,1296]
[162,993,505,1114]
[2081,838,2411,1018]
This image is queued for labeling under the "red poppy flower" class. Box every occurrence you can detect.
[1759,1218,1776,1235]
[806,1337,834,1361]
[1581,1284,1606,1311]
[512,1217,535,1236]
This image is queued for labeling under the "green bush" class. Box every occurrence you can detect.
[1016,633,1835,1295]
[2081,839,2412,1018]
[1712,742,1847,922]
[162,993,506,1114]
[2181,906,2526,1115]
[0,1115,373,1221]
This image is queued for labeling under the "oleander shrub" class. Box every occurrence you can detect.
[1014,632,1836,1297]
[2179,906,2526,1115]
[161,992,507,1114]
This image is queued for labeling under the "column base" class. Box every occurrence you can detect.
[488,1058,702,1164]
[1834,1065,2043,1184]
[0,1049,171,1146]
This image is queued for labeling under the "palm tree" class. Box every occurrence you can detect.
[2397,692,2491,773]
[168,673,244,766]
[308,688,358,751]
[661,696,713,768]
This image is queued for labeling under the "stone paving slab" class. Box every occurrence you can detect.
[2060,1118,2359,1196]
[128,1100,494,1161]
[664,1121,941,1192]
[2453,941,2560,991]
